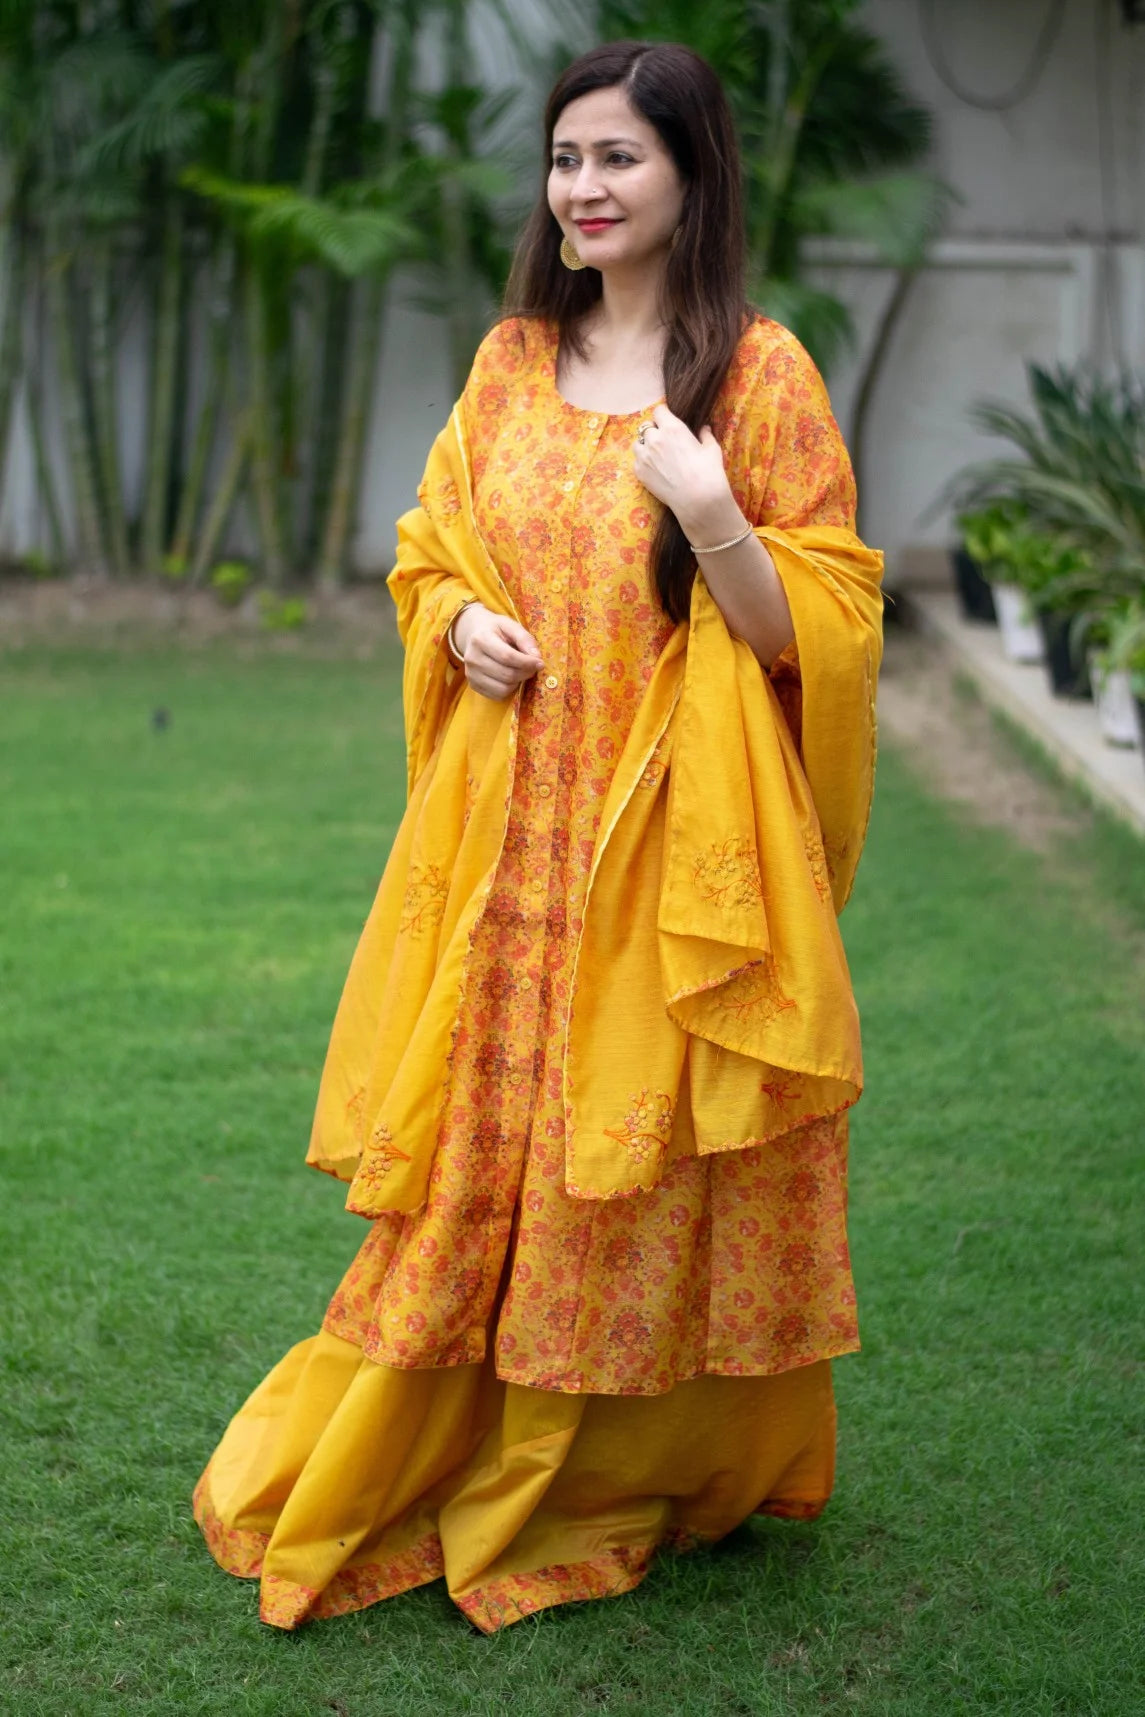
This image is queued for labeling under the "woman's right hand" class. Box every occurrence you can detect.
[452,603,543,700]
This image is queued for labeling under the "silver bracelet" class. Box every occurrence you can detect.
[688,524,753,555]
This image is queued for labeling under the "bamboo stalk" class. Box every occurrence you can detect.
[314,3,416,589]
[243,262,286,586]
[44,225,107,576]
[189,409,251,586]
[89,235,132,577]
[140,192,184,575]
[290,48,340,572]
[0,213,27,504]
[314,271,386,589]
[299,272,350,571]
[169,237,238,567]
[441,0,477,398]
[850,266,918,537]
[26,285,67,575]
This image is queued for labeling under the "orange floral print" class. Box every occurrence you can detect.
[321,315,862,1394]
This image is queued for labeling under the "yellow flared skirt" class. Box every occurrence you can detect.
[194,1332,836,1633]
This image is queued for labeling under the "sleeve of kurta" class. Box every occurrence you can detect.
[745,327,885,910]
[386,327,520,795]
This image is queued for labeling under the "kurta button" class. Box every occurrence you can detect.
[520,976,532,990]
[587,415,599,428]
[562,481,574,492]
[538,783,552,798]
[544,674,559,690]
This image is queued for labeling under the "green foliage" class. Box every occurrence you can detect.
[1094,597,1145,687]
[957,502,1094,611]
[950,365,1145,618]
[17,547,61,579]
[5,0,949,583]
[1,0,540,586]
[209,559,252,607]
[181,166,419,276]
[597,0,951,368]
[957,499,1027,577]
[256,591,308,630]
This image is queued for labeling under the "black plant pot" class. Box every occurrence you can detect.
[950,548,997,623]
[1037,609,1092,700]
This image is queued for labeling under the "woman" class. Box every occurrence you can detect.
[194,40,883,1634]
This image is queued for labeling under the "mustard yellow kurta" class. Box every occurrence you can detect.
[194,314,883,1632]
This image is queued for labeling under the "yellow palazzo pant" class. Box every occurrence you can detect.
[194,1328,835,1633]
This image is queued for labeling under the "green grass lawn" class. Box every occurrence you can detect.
[2,642,1143,1717]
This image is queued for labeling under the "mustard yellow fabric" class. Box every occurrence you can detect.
[194,1331,835,1632]
[307,328,883,1216]
[195,316,879,1633]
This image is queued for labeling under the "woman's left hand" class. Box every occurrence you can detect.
[632,404,734,536]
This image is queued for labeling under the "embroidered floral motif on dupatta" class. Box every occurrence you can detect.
[303,315,882,1391]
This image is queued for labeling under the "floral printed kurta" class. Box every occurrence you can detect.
[323,316,864,1395]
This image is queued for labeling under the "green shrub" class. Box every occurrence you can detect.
[209,561,252,608]
[21,549,61,580]
[257,592,308,631]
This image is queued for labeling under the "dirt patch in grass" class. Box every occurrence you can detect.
[876,624,1089,852]
[0,573,397,654]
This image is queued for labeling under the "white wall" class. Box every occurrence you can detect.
[815,0,1145,582]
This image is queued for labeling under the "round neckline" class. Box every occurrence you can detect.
[542,321,665,421]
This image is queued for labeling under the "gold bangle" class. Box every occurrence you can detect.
[445,601,476,666]
[688,525,753,555]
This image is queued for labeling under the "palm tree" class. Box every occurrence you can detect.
[597,0,950,372]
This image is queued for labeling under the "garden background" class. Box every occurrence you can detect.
[2,2,1144,1713]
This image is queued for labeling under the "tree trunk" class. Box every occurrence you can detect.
[441,0,478,396]
[140,193,184,575]
[314,271,387,589]
[170,237,238,568]
[190,411,251,586]
[90,235,132,577]
[298,269,345,573]
[850,266,917,536]
[44,223,107,575]
[313,4,415,589]
[27,356,67,573]
[0,213,27,506]
[290,54,339,571]
[244,263,286,586]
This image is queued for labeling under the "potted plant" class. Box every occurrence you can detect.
[946,366,1145,683]
[1088,600,1145,748]
[1012,536,1095,700]
[959,502,1043,662]
[951,511,998,622]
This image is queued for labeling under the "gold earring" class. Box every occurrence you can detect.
[560,236,587,272]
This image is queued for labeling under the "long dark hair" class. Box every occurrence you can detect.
[504,41,748,623]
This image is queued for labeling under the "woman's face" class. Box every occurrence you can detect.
[547,86,685,276]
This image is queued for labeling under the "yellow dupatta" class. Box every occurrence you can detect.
[307,407,883,1213]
